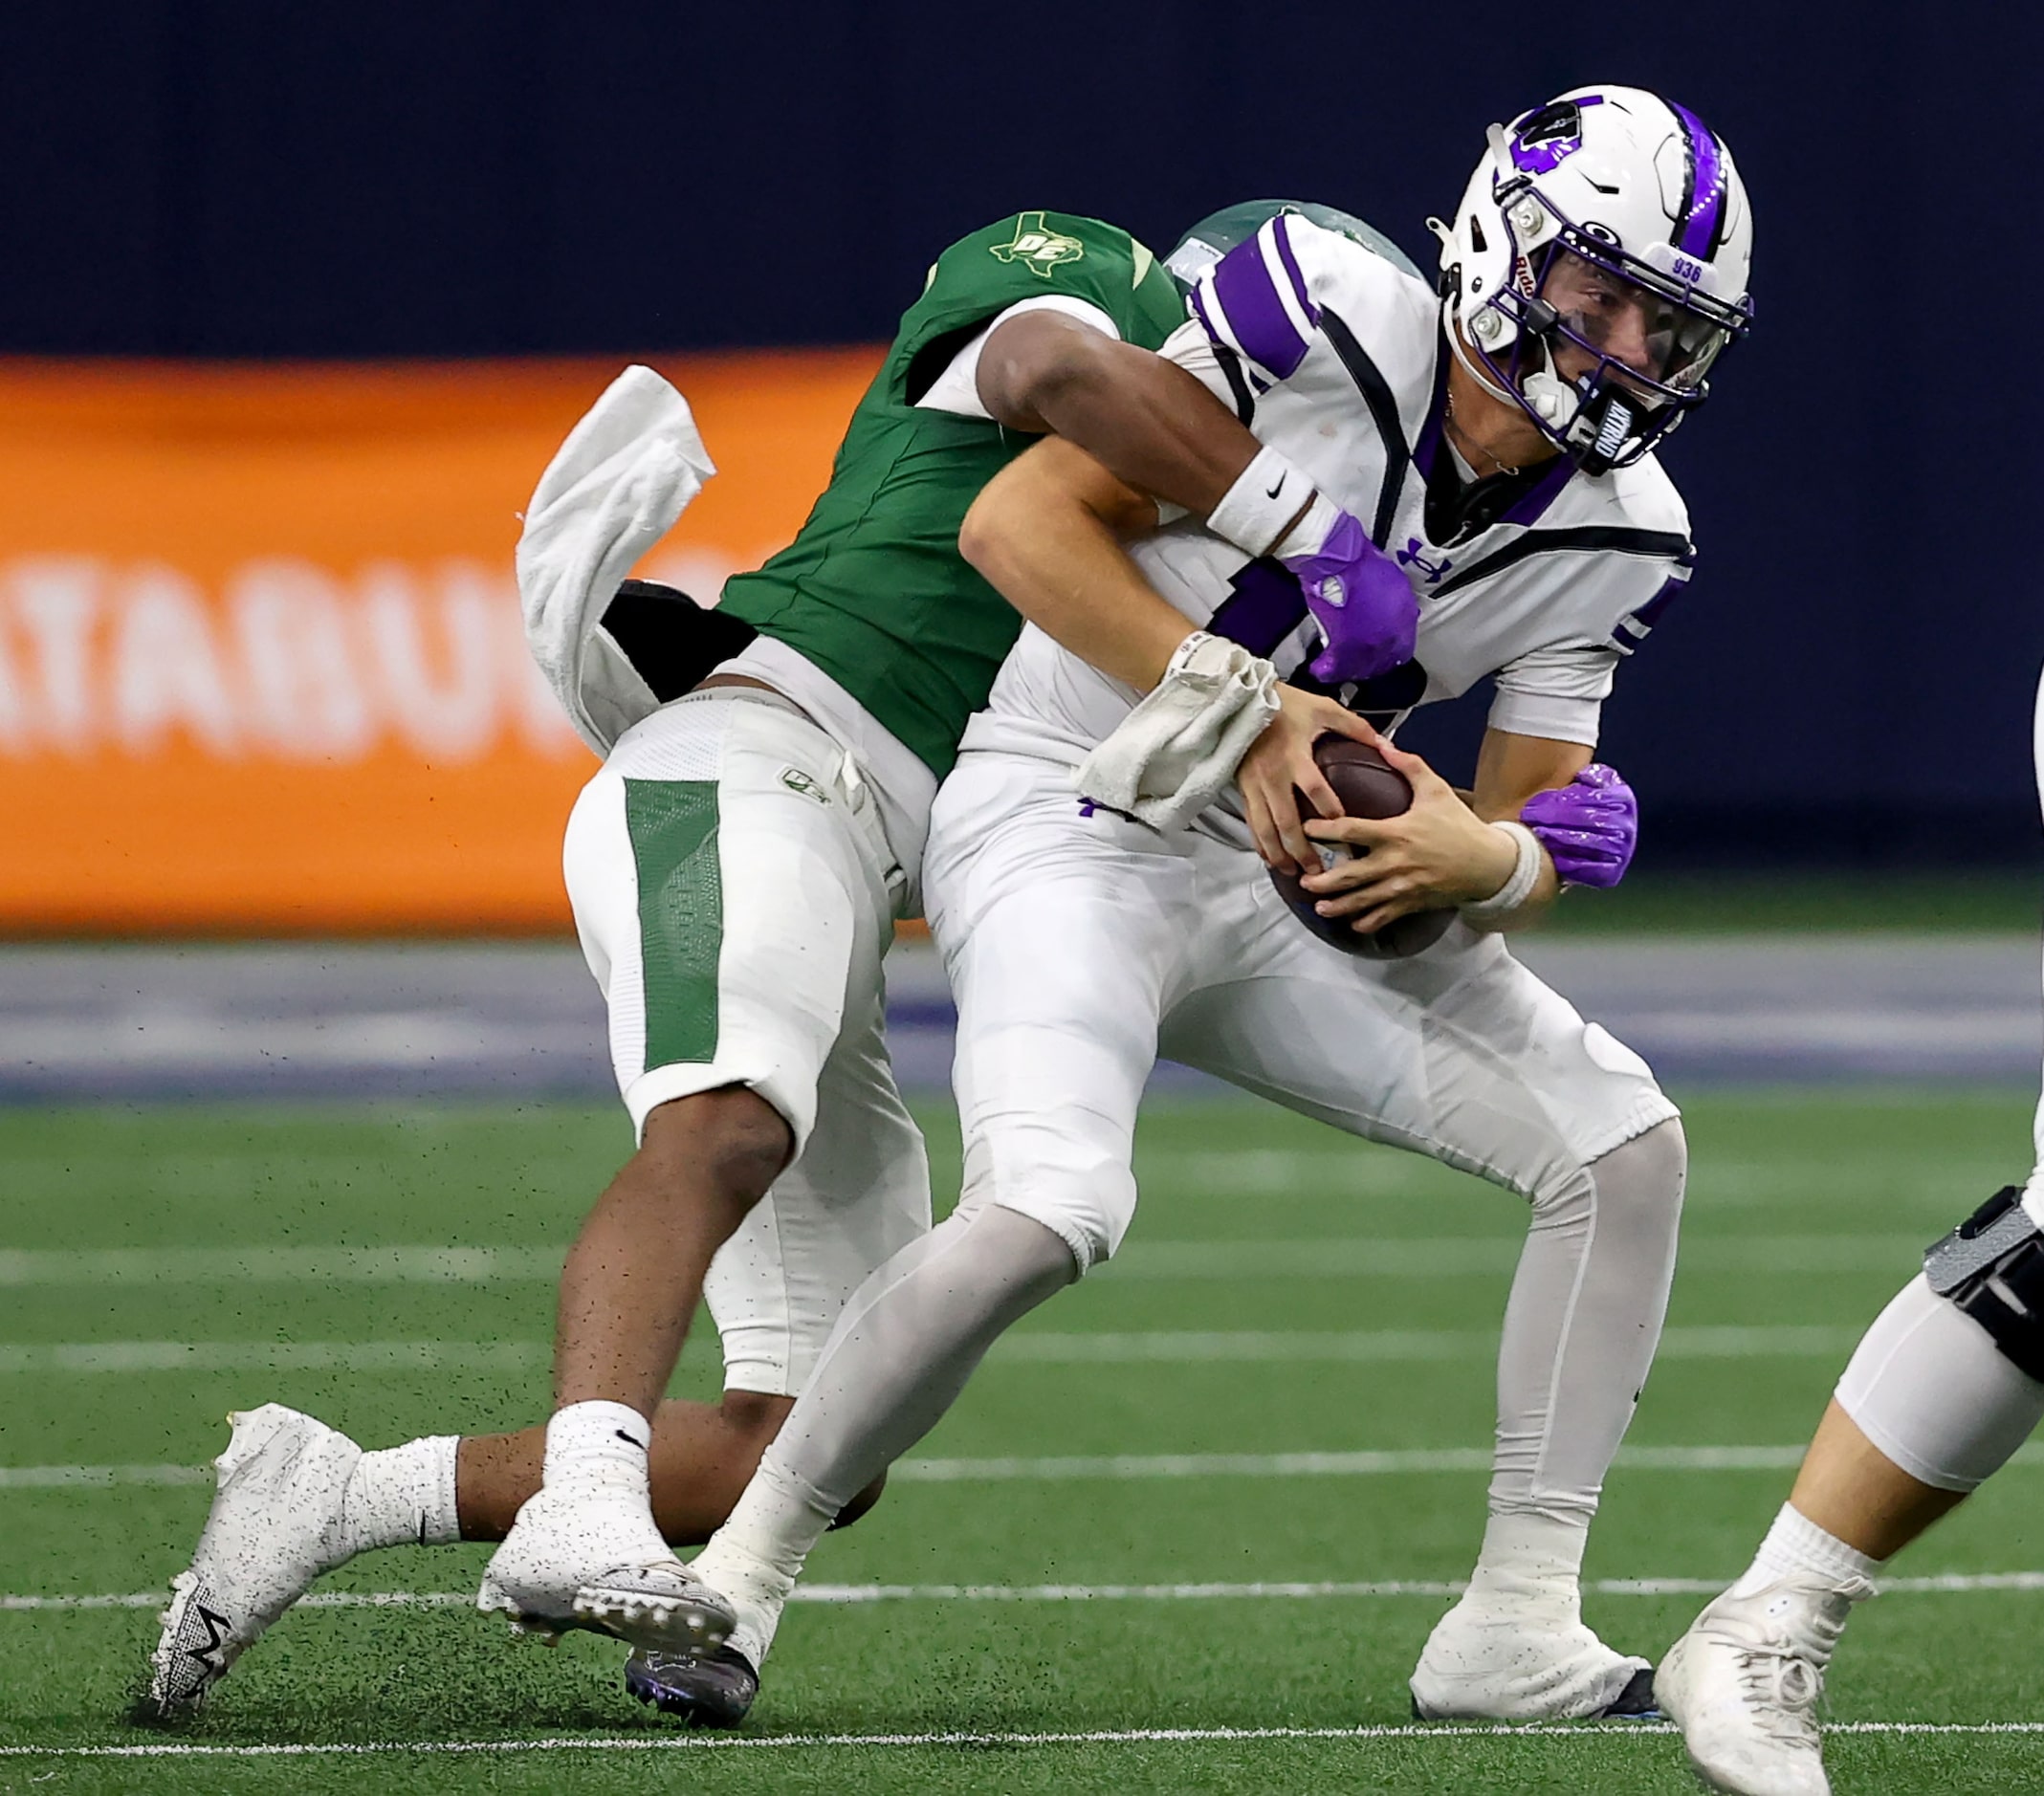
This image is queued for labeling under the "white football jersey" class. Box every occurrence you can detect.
[963,210,1696,779]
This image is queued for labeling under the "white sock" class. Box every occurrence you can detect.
[543,1399,655,1500]
[1729,1502,1882,1599]
[690,1454,838,1666]
[339,1435,461,1553]
[1466,1509,1592,1605]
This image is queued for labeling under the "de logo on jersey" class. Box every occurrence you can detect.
[990,212,1086,279]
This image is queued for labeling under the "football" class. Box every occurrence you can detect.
[1268,736,1456,960]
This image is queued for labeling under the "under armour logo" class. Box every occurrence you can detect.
[1395,537,1453,584]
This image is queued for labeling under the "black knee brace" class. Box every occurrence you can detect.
[1923,1186,2044,1383]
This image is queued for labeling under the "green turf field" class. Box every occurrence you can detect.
[3,1092,2042,1794]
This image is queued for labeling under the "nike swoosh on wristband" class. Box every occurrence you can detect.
[1264,478,1286,499]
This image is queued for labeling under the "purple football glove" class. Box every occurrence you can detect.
[1519,763,1637,889]
[1279,510,1420,685]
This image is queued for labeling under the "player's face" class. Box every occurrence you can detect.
[1539,249,1689,390]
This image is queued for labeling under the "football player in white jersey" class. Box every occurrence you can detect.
[660,86,1757,1726]
[1656,673,2044,1795]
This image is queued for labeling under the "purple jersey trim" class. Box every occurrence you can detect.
[1412,353,1450,482]
[1207,559,1309,659]
[1499,456,1574,528]
[1269,215,1320,330]
[1204,230,1312,380]
[1611,571,1690,651]
[1667,99,1726,260]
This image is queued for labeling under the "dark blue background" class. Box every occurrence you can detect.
[4,1,2037,865]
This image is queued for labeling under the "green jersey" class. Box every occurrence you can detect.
[718,210,1185,778]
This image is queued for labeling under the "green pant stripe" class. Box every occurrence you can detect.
[624,778,723,1070]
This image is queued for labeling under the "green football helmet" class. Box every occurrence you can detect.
[1163,200,1421,293]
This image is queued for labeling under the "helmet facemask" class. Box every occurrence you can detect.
[1464,186,1751,473]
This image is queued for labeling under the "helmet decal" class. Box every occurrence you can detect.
[1509,97,1603,175]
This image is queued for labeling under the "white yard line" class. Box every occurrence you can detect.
[0,1326,1867,1373]
[0,1464,212,1489]
[0,1235,1927,1285]
[12,1442,2044,1489]
[3,1720,2044,1757]
[0,1342,549,1373]
[990,1325,1866,1363]
[11,1571,2044,1612]
[0,1246,563,1286]
[1101,1237,1929,1279]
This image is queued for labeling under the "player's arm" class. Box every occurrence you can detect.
[975,310,1416,694]
[974,310,1272,521]
[957,436,1376,865]
[956,434,1184,686]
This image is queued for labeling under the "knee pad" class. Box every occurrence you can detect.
[1923,1187,2044,1382]
[958,1113,1135,1273]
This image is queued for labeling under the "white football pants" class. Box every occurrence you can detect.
[562,689,930,1396]
[925,749,1683,1524]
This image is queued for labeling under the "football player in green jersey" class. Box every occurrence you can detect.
[144,206,1405,1717]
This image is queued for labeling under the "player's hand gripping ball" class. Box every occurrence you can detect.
[1268,737,1456,960]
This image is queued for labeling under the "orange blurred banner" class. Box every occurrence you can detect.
[0,351,880,933]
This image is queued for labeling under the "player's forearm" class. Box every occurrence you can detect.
[978,317,1264,519]
[959,448,1190,691]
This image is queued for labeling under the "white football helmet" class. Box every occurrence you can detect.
[1431,87,1754,472]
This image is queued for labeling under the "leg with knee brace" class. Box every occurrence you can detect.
[1835,1188,2044,1494]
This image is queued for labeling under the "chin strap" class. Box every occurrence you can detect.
[1444,303,1519,409]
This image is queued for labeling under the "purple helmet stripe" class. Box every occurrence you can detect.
[1666,99,1726,261]
[1205,230,1312,380]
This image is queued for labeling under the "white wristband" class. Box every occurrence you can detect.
[1206,446,1312,558]
[1458,821,1544,926]
[1270,491,1342,563]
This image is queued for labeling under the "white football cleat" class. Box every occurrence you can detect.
[477,1486,735,1655]
[144,1404,362,1718]
[1409,1576,1656,1720]
[1657,1578,1868,1796]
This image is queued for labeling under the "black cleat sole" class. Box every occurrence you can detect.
[625,1643,758,1729]
[1600,1665,1660,1720]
